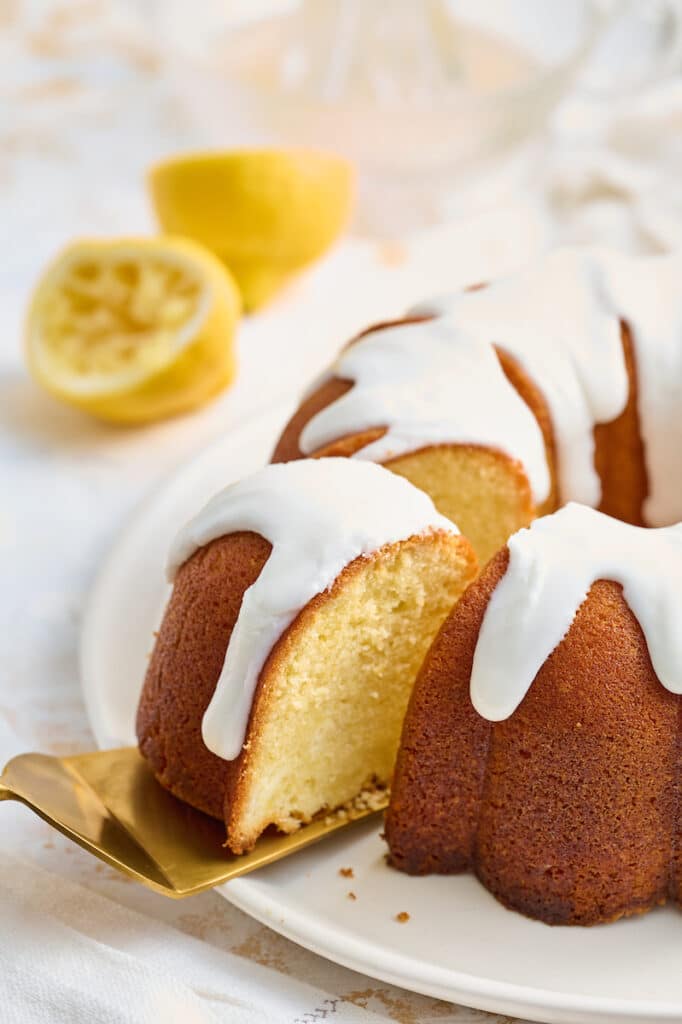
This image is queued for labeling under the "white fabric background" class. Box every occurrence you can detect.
[1,3,681,1021]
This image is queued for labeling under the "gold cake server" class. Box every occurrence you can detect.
[0,747,387,897]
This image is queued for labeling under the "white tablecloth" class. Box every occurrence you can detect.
[2,4,681,1022]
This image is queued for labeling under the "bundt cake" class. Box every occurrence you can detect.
[385,503,682,926]
[273,247,682,565]
[137,458,477,854]
[136,244,682,924]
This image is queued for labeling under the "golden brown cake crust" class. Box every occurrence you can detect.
[594,322,648,524]
[136,531,272,821]
[386,548,681,925]
[495,349,558,515]
[272,376,354,462]
[498,320,649,521]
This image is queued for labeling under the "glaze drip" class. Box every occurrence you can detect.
[471,503,682,721]
[411,247,682,524]
[299,320,550,505]
[168,459,458,760]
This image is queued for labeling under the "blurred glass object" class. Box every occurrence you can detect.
[578,0,682,94]
[161,0,679,236]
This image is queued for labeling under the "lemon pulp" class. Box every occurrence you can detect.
[26,238,241,423]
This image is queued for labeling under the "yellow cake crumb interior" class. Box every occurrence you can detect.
[386,446,534,567]
[39,256,202,378]
[227,535,475,852]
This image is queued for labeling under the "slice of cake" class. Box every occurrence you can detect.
[137,458,477,853]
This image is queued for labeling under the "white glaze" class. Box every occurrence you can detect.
[168,459,459,760]
[299,320,550,505]
[411,248,627,508]
[602,252,682,526]
[411,247,682,524]
[470,503,682,721]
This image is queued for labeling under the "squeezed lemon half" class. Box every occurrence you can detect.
[25,237,241,424]
[149,148,355,311]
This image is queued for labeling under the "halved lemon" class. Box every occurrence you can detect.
[149,148,355,311]
[25,237,241,424]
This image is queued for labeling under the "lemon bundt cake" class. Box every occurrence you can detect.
[137,459,476,854]
[273,248,682,566]
[385,503,682,926]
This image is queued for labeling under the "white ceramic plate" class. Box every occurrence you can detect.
[81,405,682,1024]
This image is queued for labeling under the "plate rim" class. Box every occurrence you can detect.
[79,408,682,1024]
[223,874,682,1024]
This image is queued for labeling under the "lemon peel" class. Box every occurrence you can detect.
[149,148,355,311]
